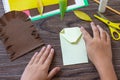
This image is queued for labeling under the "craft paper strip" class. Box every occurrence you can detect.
[37,0,44,15]
[23,10,31,17]
[60,27,88,65]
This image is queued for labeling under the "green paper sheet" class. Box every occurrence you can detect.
[60,27,88,65]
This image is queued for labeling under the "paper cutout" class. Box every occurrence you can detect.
[0,11,44,61]
[37,0,44,15]
[23,10,31,16]
[8,0,59,11]
[60,27,88,65]
[61,27,81,43]
[74,10,92,21]
[59,0,67,19]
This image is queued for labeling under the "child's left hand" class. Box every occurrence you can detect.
[21,45,60,80]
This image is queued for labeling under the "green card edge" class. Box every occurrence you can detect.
[31,0,89,21]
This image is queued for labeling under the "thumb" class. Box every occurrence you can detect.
[48,67,60,80]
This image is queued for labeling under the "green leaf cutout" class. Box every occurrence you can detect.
[59,0,67,20]
[37,0,44,15]
[74,10,92,21]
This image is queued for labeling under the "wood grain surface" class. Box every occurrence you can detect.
[0,0,120,80]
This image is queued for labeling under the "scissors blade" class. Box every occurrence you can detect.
[94,14,111,24]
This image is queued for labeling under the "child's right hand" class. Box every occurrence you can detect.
[80,22,112,65]
[80,22,117,80]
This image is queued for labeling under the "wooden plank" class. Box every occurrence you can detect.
[0,0,120,80]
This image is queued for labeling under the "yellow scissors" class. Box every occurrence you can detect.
[94,13,120,40]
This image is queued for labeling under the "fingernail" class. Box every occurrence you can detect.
[80,27,84,30]
[91,22,96,26]
[56,67,61,71]
[51,48,54,52]
[41,47,46,51]
[42,46,46,49]
[97,25,100,28]
[91,22,94,24]
[35,52,38,54]
[80,27,83,29]
[47,44,51,48]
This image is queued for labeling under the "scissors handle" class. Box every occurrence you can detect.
[109,27,120,40]
[108,22,120,30]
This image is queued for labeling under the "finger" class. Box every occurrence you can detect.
[28,52,38,65]
[80,27,92,42]
[106,31,111,43]
[48,67,60,80]
[97,25,107,41]
[34,46,46,64]
[91,22,100,38]
[44,48,54,68]
[39,45,52,64]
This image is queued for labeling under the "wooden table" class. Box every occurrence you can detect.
[0,0,120,80]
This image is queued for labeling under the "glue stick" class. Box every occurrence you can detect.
[98,0,108,13]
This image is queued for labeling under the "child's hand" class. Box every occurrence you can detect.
[80,22,112,65]
[80,22,117,80]
[21,45,60,80]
